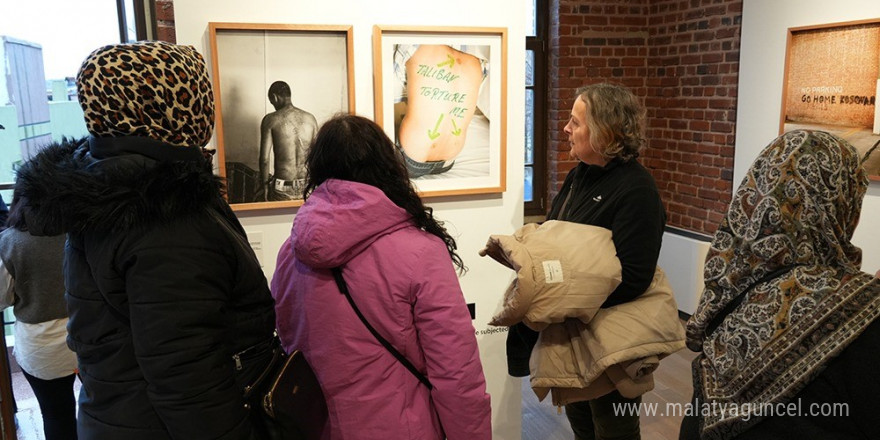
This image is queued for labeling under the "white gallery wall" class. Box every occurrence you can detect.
[174,1,526,438]
[736,0,880,275]
[659,234,710,315]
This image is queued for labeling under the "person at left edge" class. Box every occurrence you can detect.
[1,196,78,440]
[12,41,276,440]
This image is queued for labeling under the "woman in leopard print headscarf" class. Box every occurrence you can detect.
[12,41,276,440]
[75,40,214,147]
[680,130,880,439]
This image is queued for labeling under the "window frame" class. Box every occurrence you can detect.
[117,0,157,42]
[0,0,154,197]
[525,0,548,216]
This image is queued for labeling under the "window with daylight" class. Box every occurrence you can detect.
[525,0,548,215]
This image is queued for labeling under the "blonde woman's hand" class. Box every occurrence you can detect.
[478,238,513,269]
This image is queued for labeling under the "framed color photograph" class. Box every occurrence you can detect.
[208,22,355,210]
[373,25,507,197]
[780,19,880,180]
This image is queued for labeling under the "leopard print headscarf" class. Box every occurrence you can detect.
[76,41,214,147]
[686,130,880,439]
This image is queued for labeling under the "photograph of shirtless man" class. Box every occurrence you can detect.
[259,81,318,201]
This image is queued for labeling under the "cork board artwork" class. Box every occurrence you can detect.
[781,20,880,179]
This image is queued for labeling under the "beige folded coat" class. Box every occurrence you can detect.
[481,221,686,405]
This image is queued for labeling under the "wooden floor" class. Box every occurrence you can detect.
[522,347,698,440]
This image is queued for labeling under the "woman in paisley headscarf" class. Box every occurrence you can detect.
[12,41,276,440]
[680,130,880,439]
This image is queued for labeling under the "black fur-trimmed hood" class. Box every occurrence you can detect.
[15,136,225,235]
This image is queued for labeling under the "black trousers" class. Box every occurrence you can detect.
[565,390,641,440]
[21,369,78,440]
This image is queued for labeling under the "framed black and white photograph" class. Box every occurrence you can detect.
[373,25,507,197]
[208,22,355,210]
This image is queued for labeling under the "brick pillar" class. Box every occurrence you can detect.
[155,0,176,43]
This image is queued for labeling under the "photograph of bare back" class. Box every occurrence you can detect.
[259,80,317,202]
[374,26,507,197]
[209,23,355,210]
[781,19,880,179]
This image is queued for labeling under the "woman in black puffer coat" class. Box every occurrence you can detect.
[13,41,276,440]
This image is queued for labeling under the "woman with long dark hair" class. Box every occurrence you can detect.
[271,114,491,439]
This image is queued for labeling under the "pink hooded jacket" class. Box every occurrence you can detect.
[271,179,492,439]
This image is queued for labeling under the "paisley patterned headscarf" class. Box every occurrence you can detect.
[76,41,214,147]
[686,130,880,439]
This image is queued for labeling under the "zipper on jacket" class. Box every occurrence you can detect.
[559,179,577,221]
[233,354,242,371]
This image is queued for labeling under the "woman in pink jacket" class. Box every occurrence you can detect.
[271,114,492,439]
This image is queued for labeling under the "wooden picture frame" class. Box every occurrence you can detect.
[373,25,507,197]
[780,19,880,180]
[208,22,355,210]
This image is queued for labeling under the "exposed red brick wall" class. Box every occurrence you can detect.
[155,0,176,43]
[548,0,742,235]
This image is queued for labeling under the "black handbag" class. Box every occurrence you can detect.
[245,343,328,440]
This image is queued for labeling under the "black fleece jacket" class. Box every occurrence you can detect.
[507,158,666,376]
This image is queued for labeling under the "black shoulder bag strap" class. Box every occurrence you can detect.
[330,267,433,390]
